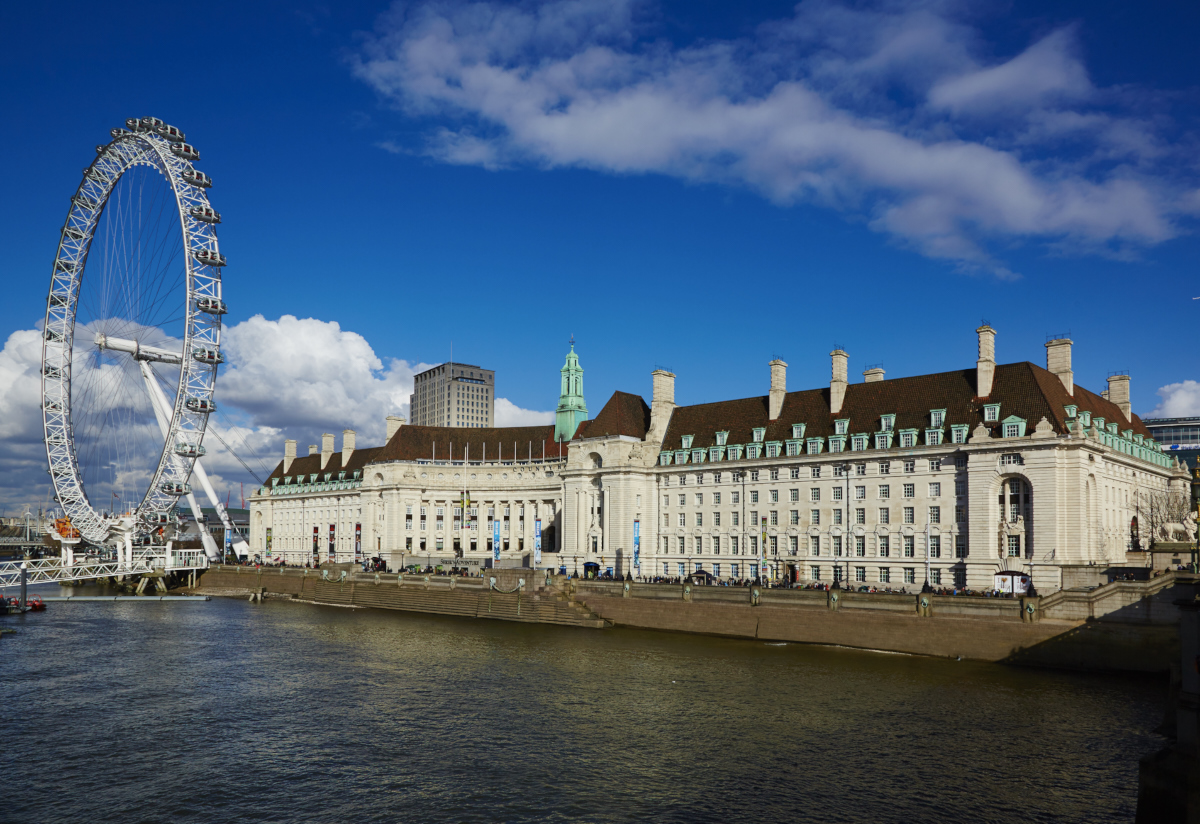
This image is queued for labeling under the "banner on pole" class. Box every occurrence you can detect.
[354,523,362,562]
[493,520,501,562]
[633,519,640,571]
[312,526,319,558]
[329,524,336,561]
[534,519,542,566]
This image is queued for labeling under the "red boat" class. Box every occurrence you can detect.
[26,595,45,611]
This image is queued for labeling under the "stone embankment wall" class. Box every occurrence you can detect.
[569,573,1194,672]
[197,566,1195,672]
[196,566,604,628]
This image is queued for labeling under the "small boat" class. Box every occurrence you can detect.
[26,595,45,612]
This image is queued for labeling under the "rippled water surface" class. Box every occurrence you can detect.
[0,591,1165,823]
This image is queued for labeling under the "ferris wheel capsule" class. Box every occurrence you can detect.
[158,124,186,143]
[195,297,227,315]
[170,143,199,161]
[182,168,211,188]
[192,347,224,365]
[139,116,165,132]
[160,482,192,496]
[173,442,207,458]
[194,249,226,267]
[185,397,216,413]
[189,205,221,224]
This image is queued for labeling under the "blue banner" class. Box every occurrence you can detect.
[534,519,542,566]
[633,520,640,571]
[493,520,501,562]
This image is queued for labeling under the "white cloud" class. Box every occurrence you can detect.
[351,0,1191,274]
[494,397,553,427]
[1150,381,1200,418]
[0,316,555,515]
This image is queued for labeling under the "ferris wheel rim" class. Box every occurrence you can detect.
[40,119,226,546]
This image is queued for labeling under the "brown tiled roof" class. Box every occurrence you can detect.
[374,424,563,463]
[577,391,651,440]
[266,446,384,482]
[660,361,1151,450]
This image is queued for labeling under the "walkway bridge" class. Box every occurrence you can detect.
[0,551,208,589]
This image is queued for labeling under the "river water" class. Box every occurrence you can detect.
[0,590,1165,823]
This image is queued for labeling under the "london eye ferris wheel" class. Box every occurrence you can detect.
[41,116,246,560]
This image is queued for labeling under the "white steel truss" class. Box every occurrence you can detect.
[0,555,208,589]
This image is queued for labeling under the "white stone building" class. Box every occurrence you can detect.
[249,329,1187,592]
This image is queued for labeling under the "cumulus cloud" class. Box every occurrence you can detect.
[1150,381,1200,418]
[351,0,1193,274]
[0,315,554,515]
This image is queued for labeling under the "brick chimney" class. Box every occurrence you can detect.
[648,369,676,443]
[283,439,296,473]
[830,350,848,415]
[976,325,996,398]
[769,360,787,420]
[342,429,356,466]
[319,433,334,469]
[1045,338,1073,395]
[386,415,405,441]
[863,367,885,383]
[1107,374,1131,421]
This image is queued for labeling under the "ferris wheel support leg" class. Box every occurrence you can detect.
[190,459,250,560]
[139,361,222,563]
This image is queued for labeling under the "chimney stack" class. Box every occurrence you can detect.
[1045,338,1074,395]
[1107,374,1131,421]
[769,360,787,420]
[308,444,318,457]
[830,350,848,415]
[863,367,885,383]
[386,415,405,441]
[320,433,335,469]
[284,439,296,474]
[976,325,996,398]
[342,429,356,466]
[648,369,676,443]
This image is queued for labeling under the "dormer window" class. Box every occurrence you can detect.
[1001,415,1027,438]
[930,409,945,428]
[851,435,867,451]
[715,431,729,446]
[353,470,361,480]
[1080,410,1092,426]
[983,404,1000,422]
[282,476,291,485]
[1108,423,1119,435]
[681,435,694,449]
[1064,404,1078,419]
[950,425,969,444]
[880,415,895,432]
[899,430,917,449]
[752,428,766,443]
[791,423,806,439]
[806,438,823,455]
[309,474,318,483]
[834,419,849,435]
[1093,417,1105,431]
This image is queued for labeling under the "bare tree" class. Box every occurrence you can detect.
[1137,489,1193,546]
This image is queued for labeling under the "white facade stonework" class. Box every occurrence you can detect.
[250,330,1187,592]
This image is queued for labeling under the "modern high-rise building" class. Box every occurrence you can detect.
[409,362,495,428]
[1142,417,1200,467]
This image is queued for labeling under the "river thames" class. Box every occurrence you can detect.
[1,594,1165,823]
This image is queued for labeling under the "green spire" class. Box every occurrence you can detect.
[555,338,588,442]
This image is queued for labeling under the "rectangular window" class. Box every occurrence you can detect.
[833,535,843,556]
[678,537,686,554]
[811,467,821,478]
[956,481,967,495]
[679,494,686,506]
[903,460,915,473]
[750,511,758,526]
[904,568,916,584]
[810,509,820,525]
[750,471,759,482]
[770,489,779,503]
[1007,535,1020,557]
[855,508,865,525]
[904,535,915,557]
[878,462,890,475]
[751,491,759,504]
[770,468,779,481]
[810,565,821,580]
[714,512,721,527]
[855,566,866,582]
[955,536,968,558]
[832,487,843,501]
[930,568,942,585]
[855,536,865,557]
[789,509,800,525]
[879,484,890,499]
[956,506,966,522]
[695,512,703,526]
[903,506,915,524]
[879,508,890,524]
[833,509,843,525]
[855,485,866,499]
[984,405,1000,422]
[1004,423,1020,438]
[929,459,941,472]
[678,513,686,527]
[952,428,967,444]
[695,493,703,506]
[929,506,941,524]
[770,536,778,556]
[878,567,891,583]
[931,410,945,427]
[790,467,801,479]
[903,484,915,498]
[714,492,721,505]
[731,536,739,555]
[929,535,941,558]
[833,464,846,477]
[770,511,778,526]
[731,491,739,504]
[900,433,915,448]
[789,489,799,502]
[810,536,821,556]
[879,535,890,557]
[713,537,721,555]
[929,482,941,497]
[733,512,739,526]
[810,488,821,502]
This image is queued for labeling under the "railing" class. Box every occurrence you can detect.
[0,552,209,588]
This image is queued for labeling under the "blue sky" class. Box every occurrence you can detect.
[1,0,1197,513]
